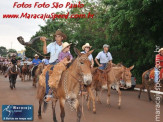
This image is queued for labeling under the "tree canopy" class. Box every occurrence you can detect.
[25,0,163,83]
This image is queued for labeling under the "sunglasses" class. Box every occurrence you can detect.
[106,54,108,57]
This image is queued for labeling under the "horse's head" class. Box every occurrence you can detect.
[94,68,109,86]
[121,65,134,88]
[74,48,94,86]
[11,64,19,73]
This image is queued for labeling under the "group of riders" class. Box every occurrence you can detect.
[0,30,163,100]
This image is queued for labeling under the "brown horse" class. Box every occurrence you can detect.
[37,48,94,122]
[138,68,163,101]
[33,63,45,87]
[8,64,21,90]
[27,64,33,80]
[105,63,134,108]
[21,63,28,82]
[87,67,110,105]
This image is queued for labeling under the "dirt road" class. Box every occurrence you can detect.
[0,75,162,122]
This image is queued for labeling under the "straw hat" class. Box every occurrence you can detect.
[54,30,67,40]
[34,54,39,57]
[159,48,163,53]
[82,43,92,50]
[62,42,72,51]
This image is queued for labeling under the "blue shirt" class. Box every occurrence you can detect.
[96,51,112,63]
[32,59,42,66]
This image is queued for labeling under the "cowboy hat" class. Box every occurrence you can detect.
[62,42,72,51]
[82,43,92,50]
[54,30,67,40]
[34,54,39,57]
[159,48,163,53]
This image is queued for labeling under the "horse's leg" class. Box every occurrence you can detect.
[107,84,111,107]
[52,99,58,122]
[147,86,152,101]
[116,85,121,109]
[87,87,96,113]
[59,98,65,122]
[73,99,81,122]
[38,99,42,119]
[138,85,145,99]
[96,89,102,104]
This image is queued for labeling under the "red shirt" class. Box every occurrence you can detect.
[155,54,163,67]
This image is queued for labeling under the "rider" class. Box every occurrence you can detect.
[154,48,163,83]
[40,30,67,101]
[42,56,49,65]
[5,54,18,77]
[81,43,94,68]
[31,54,42,77]
[45,42,73,102]
[95,44,113,70]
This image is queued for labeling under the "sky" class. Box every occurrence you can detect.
[0,0,73,51]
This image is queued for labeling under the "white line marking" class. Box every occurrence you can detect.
[134,88,163,95]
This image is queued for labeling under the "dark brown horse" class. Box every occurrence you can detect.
[21,63,28,82]
[32,63,45,87]
[8,64,21,90]
[37,48,94,122]
[138,68,163,101]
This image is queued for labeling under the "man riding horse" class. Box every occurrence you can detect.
[40,30,67,101]
[95,44,113,70]
[5,54,18,77]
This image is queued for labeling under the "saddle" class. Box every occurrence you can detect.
[38,57,70,89]
[149,68,163,80]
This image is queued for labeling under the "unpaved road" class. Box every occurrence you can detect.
[0,74,162,122]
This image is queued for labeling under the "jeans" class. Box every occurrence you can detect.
[45,61,58,94]
[154,67,159,83]
[99,63,107,70]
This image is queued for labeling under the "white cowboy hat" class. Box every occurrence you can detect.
[82,43,92,50]
[62,42,72,51]
[34,54,39,57]
[159,48,163,53]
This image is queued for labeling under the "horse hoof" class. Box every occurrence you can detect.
[138,95,140,99]
[38,115,42,119]
[107,104,111,108]
[93,111,96,114]
[118,106,121,109]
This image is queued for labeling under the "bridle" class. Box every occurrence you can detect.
[63,56,90,110]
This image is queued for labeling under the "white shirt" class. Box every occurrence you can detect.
[47,42,62,63]
[96,51,112,63]
[81,51,93,61]
[27,61,32,65]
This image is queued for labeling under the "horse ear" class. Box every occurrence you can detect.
[129,65,134,70]
[86,49,94,57]
[74,47,82,56]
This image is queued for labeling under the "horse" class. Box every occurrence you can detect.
[8,64,21,90]
[1,64,8,75]
[32,63,45,87]
[21,63,28,82]
[37,48,94,122]
[138,68,163,101]
[105,63,134,108]
[27,64,33,80]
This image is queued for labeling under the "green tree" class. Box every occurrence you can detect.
[0,46,8,56]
